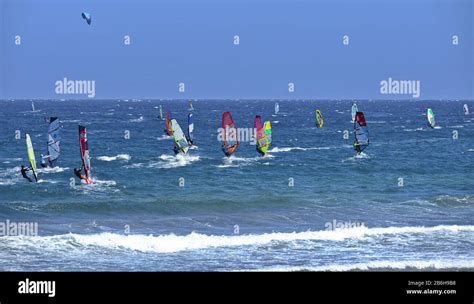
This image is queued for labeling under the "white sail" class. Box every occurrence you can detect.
[46,117,61,166]
[351,103,358,123]
[170,119,189,154]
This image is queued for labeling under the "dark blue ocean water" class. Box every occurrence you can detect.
[0,99,473,271]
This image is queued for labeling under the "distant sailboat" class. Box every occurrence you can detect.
[427,108,435,128]
[77,126,94,184]
[164,112,172,136]
[41,117,61,168]
[170,119,189,155]
[353,112,369,154]
[31,102,35,112]
[186,113,194,145]
[159,105,164,120]
[221,112,238,157]
[25,134,38,182]
[274,102,280,115]
[254,116,272,156]
[464,104,469,115]
[189,100,194,111]
[315,109,324,128]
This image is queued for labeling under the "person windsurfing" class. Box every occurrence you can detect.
[222,143,237,157]
[353,142,362,154]
[256,145,265,157]
[40,154,47,168]
[221,144,228,156]
[221,112,239,157]
[21,165,33,182]
[353,111,369,155]
[173,145,180,155]
[74,168,86,181]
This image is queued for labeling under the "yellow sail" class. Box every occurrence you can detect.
[316,109,324,128]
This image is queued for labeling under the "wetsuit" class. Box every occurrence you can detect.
[21,166,33,182]
[353,142,362,154]
[74,168,86,180]
[40,154,47,168]
[222,145,230,157]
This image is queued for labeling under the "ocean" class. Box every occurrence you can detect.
[0,99,473,271]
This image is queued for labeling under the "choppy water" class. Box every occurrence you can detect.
[0,99,473,271]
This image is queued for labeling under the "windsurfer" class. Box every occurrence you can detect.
[256,145,265,157]
[353,142,362,154]
[21,165,33,182]
[40,154,47,168]
[74,168,86,180]
[173,145,180,155]
[221,144,227,156]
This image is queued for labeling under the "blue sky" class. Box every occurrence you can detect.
[0,0,472,99]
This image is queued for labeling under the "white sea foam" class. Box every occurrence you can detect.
[258,259,474,272]
[269,146,331,153]
[157,135,172,141]
[1,225,472,254]
[217,155,261,168]
[37,166,69,174]
[151,154,201,169]
[403,127,424,132]
[97,154,131,162]
[129,116,144,123]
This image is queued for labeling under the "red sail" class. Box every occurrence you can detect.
[79,125,92,183]
[355,112,367,127]
[165,112,172,136]
[222,112,238,156]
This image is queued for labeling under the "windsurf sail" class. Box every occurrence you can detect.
[82,12,92,25]
[44,117,61,167]
[316,109,324,128]
[165,112,172,136]
[170,119,189,154]
[354,112,369,153]
[464,104,469,115]
[189,100,194,111]
[79,125,93,184]
[187,113,194,144]
[31,102,35,112]
[222,112,238,157]
[427,108,435,128]
[254,116,271,155]
[25,134,38,182]
[351,103,358,123]
[264,121,272,145]
[159,105,164,120]
[275,102,280,114]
